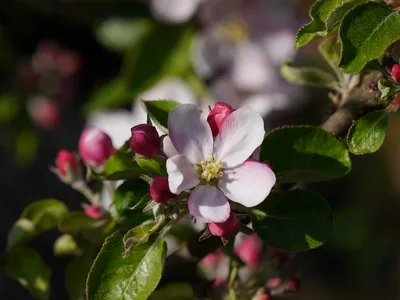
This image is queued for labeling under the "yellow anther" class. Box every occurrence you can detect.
[200,157,224,182]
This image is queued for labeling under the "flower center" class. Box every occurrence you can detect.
[200,156,224,182]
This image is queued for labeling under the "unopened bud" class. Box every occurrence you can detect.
[257,293,271,300]
[208,212,238,238]
[55,150,81,183]
[84,205,104,220]
[150,176,175,204]
[130,124,160,157]
[78,127,115,169]
[234,234,262,268]
[207,102,235,136]
[392,64,400,81]
[285,278,301,293]
[266,277,283,289]
[28,96,60,130]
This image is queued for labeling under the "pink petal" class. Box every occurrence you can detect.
[168,104,213,164]
[188,185,230,223]
[166,155,200,194]
[219,160,276,207]
[213,107,265,168]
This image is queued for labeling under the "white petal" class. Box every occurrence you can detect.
[166,155,200,194]
[188,185,230,223]
[168,104,213,164]
[219,160,276,207]
[213,107,265,168]
[150,0,201,24]
[163,136,178,158]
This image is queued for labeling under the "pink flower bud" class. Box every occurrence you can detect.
[266,277,283,289]
[213,278,228,288]
[130,124,160,157]
[257,293,271,300]
[84,205,104,220]
[389,0,400,7]
[234,234,262,268]
[150,176,175,204]
[78,127,115,168]
[208,212,238,238]
[200,249,224,267]
[28,96,60,130]
[392,64,400,81]
[285,278,301,293]
[207,102,235,136]
[55,150,81,183]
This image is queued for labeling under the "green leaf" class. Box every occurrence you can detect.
[253,190,335,251]
[54,234,81,257]
[96,18,152,52]
[295,0,354,48]
[319,35,340,66]
[0,93,20,123]
[86,232,167,300]
[326,0,369,33]
[136,157,166,176]
[7,219,35,250]
[260,126,351,183]
[347,110,388,154]
[102,141,142,180]
[339,2,400,73]
[281,61,339,90]
[58,212,115,244]
[141,100,180,133]
[150,283,194,300]
[110,180,153,227]
[122,222,156,258]
[6,246,51,300]
[21,199,69,233]
[66,249,96,300]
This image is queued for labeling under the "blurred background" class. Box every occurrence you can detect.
[0,0,399,299]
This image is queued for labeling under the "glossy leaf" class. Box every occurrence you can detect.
[21,199,68,233]
[260,126,351,183]
[136,157,166,176]
[66,249,96,300]
[86,232,167,300]
[110,180,153,228]
[295,0,354,48]
[339,2,400,73]
[96,18,152,52]
[123,222,156,258]
[326,0,368,33]
[6,246,51,300]
[141,100,180,133]
[7,219,35,250]
[281,61,339,90]
[347,110,388,154]
[253,190,334,251]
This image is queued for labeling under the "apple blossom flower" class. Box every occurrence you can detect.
[130,124,160,157]
[234,234,263,268]
[150,176,175,204]
[78,127,115,169]
[166,103,276,223]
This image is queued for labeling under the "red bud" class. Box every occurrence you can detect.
[257,293,271,300]
[207,102,235,136]
[55,150,81,183]
[78,127,115,168]
[392,64,400,81]
[84,205,104,220]
[130,124,160,157]
[234,234,262,268]
[285,278,301,293]
[208,212,238,238]
[150,176,175,204]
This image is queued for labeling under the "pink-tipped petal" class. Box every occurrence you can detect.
[188,185,230,223]
[168,104,213,164]
[166,155,200,194]
[213,107,265,168]
[219,161,276,207]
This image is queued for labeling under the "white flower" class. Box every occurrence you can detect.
[150,0,202,24]
[166,103,276,223]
